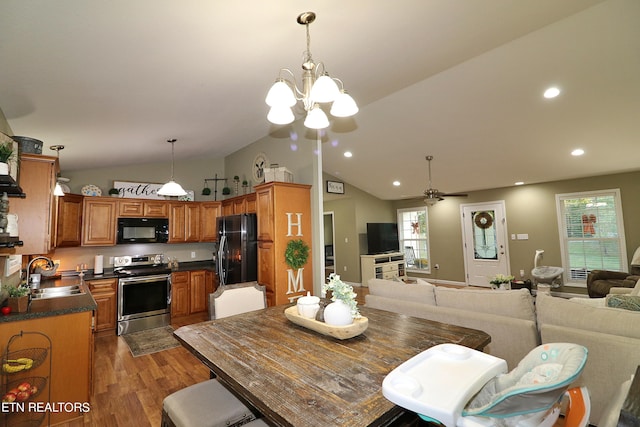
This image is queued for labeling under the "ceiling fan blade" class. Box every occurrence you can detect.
[441,192,468,197]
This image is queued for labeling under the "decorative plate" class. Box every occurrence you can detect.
[252,152,269,183]
[81,184,102,196]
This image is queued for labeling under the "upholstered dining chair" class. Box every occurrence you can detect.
[161,282,267,427]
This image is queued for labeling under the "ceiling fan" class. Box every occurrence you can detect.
[423,155,468,206]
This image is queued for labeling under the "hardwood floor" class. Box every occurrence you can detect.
[56,315,210,427]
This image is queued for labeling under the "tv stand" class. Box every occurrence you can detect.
[360,252,406,286]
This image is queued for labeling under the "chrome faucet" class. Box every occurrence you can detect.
[26,256,55,286]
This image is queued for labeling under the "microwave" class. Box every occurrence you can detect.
[117,217,169,244]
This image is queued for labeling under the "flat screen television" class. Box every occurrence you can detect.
[366,223,399,254]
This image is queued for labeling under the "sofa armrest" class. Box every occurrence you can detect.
[609,287,633,295]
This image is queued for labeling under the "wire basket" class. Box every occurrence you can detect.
[4,376,47,401]
[1,348,48,375]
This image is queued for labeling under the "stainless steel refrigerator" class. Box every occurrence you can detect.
[216,213,258,286]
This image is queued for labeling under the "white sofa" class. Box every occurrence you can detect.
[365,277,640,425]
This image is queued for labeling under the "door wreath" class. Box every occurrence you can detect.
[474,211,494,229]
[284,239,310,270]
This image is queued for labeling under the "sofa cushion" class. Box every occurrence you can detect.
[434,287,536,323]
[536,292,640,339]
[367,278,436,306]
[606,294,640,311]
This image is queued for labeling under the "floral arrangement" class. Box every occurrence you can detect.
[490,274,515,288]
[323,273,361,318]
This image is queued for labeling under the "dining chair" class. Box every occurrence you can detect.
[161,281,267,427]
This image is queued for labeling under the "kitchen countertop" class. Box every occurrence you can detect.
[0,277,97,323]
[0,260,216,324]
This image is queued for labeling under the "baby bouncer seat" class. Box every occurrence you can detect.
[382,343,589,427]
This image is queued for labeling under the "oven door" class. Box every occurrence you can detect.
[118,274,171,322]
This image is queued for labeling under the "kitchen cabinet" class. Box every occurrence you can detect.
[171,270,212,318]
[255,182,312,306]
[221,193,256,216]
[117,199,168,218]
[10,154,59,254]
[54,193,83,247]
[168,202,200,243]
[82,198,117,246]
[199,201,221,242]
[86,278,117,334]
[0,311,93,425]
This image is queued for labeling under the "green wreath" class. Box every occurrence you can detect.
[284,239,310,270]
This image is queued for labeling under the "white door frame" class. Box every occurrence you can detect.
[460,200,511,287]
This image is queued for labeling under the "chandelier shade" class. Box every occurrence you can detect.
[304,105,330,129]
[49,144,66,196]
[157,139,187,197]
[266,12,357,129]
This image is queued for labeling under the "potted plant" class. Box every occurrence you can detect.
[490,274,515,290]
[7,284,30,313]
[322,273,361,325]
[0,142,14,175]
[108,188,120,197]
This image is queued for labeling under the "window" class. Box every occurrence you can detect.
[397,207,430,273]
[556,189,628,285]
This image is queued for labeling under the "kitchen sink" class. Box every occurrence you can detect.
[30,284,86,299]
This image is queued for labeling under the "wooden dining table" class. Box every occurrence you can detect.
[174,304,491,427]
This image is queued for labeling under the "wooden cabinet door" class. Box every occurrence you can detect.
[258,240,276,307]
[185,204,200,242]
[221,199,234,216]
[245,193,257,213]
[87,278,117,333]
[256,186,274,241]
[82,198,117,246]
[200,202,221,242]
[118,200,143,217]
[189,270,207,314]
[171,272,189,317]
[11,154,58,254]
[144,201,168,217]
[55,193,83,247]
[168,203,186,242]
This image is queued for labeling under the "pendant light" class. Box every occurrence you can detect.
[157,138,187,197]
[49,145,65,196]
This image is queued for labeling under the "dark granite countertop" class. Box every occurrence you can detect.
[0,260,216,324]
[0,277,97,323]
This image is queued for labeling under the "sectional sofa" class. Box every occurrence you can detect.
[365,278,640,425]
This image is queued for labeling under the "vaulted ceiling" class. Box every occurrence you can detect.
[1,0,638,200]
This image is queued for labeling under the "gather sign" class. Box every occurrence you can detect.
[113,181,164,199]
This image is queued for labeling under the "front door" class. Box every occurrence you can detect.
[461,201,510,287]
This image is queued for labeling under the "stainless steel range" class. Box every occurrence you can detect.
[114,254,171,335]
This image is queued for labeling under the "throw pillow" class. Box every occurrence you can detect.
[606,294,640,311]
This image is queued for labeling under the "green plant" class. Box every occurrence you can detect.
[233,175,239,182]
[108,188,119,195]
[0,143,14,163]
[284,239,309,270]
[201,187,211,196]
[222,187,231,195]
[7,285,29,298]
[242,180,248,186]
[490,274,515,286]
[323,273,361,318]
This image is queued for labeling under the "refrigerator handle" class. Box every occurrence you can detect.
[218,234,227,286]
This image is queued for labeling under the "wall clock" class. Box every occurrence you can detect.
[253,152,269,183]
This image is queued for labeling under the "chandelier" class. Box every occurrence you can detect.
[265,12,358,129]
[157,138,187,197]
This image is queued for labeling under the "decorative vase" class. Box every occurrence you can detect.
[323,299,353,326]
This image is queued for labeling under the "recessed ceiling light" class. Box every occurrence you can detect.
[571,148,585,156]
[543,87,561,99]
[393,181,401,187]
[343,151,353,158]
[514,181,524,186]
